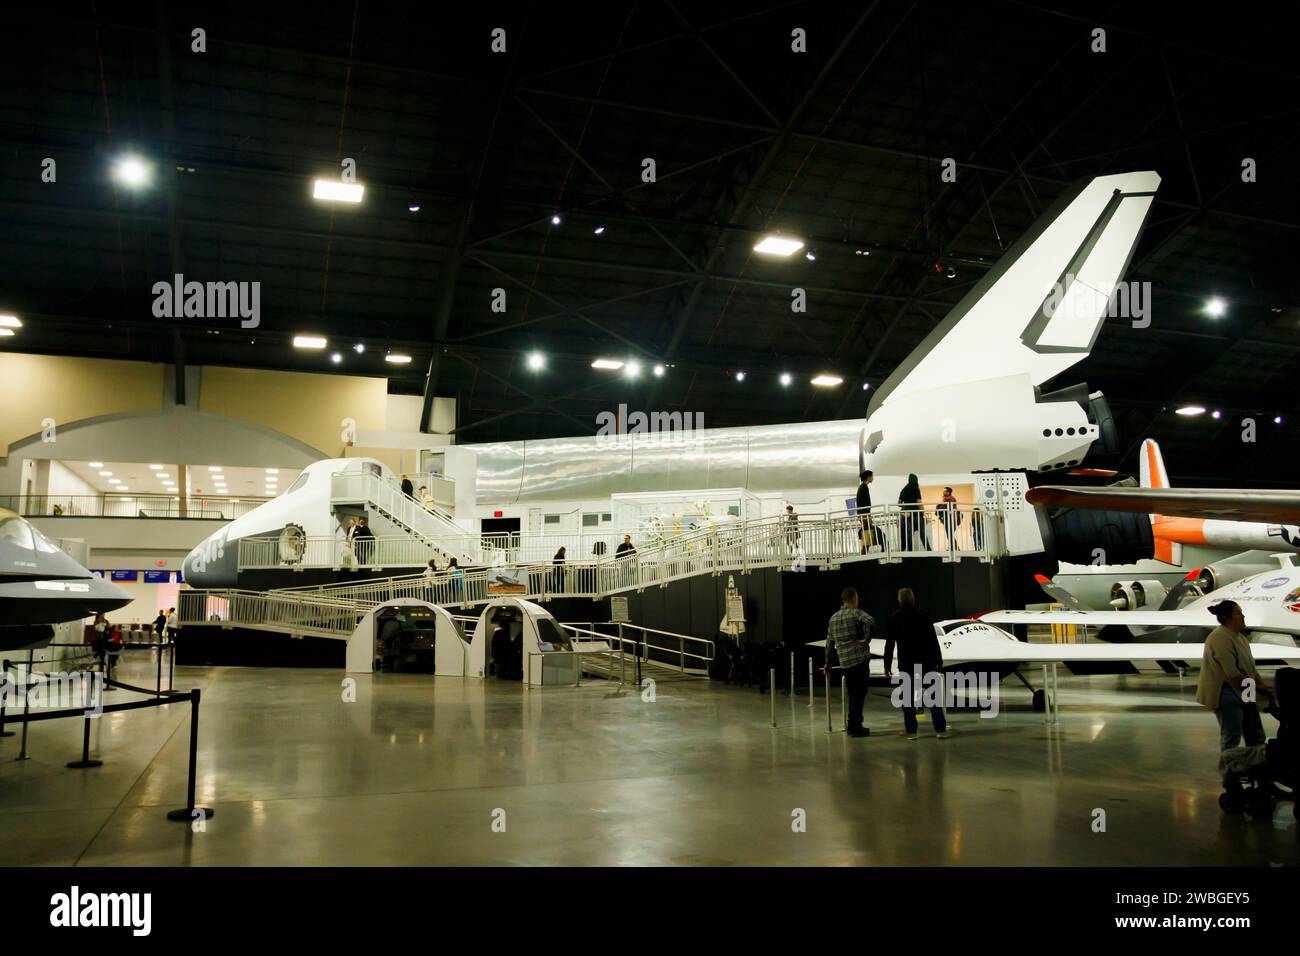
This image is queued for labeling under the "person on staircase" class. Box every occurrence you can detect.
[353,517,376,565]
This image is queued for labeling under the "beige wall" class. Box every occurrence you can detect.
[0,354,164,454]
[200,366,388,458]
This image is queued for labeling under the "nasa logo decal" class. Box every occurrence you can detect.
[1262,576,1290,589]
[1285,588,1300,613]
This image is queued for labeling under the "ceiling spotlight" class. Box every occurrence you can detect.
[591,359,624,370]
[735,371,746,382]
[107,478,121,485]
[811,374,843,388]
[99,471,113,476]
[779,372,793,387]
[331,352,342,364]
[862,382,871,391]
[1211,409,1222,419]
[946,266,957,279]
[149,464,164,470]
[0,329,13,337]
[408,203,421,213]
[753,235,805,257]
[1275,415,1284,425]
[1175,406,1206,416]
[652,364,665,377]
[1204,297,1228,318]
[625,361,642,379]
[526,352,545,371]
[354,343,365,353]
[111,155,152,188]
[293,335,327,349]
[89,462,103,468]
[312,179,364,203]
[805,251,816,261]
[551,214,561,225]
[209,466,222,473]
[0,315,21,328]
[266,468,279,475]
[593,225,605,235]
[385,353,413,365]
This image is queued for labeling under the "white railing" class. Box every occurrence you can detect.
[258,504,997,606]
[238,533,455,572]
[330,471,481,563]
[178,588,365,638]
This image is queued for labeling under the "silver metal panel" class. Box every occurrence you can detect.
[466,419,864,503]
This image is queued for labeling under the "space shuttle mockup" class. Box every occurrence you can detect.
[181,172,1160,583]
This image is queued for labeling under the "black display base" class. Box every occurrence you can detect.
[66,759,103,768]
[167,806,215,822]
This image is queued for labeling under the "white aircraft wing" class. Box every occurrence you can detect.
[978,608,1213,628]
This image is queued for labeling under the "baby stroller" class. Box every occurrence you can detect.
[1218,668,1297,818]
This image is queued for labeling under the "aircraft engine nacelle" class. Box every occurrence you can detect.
[1108,579,1168,610]
[862,374,1101,476]
[1196,554,1286,594]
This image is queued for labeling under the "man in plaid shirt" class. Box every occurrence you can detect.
[823,587,875,737]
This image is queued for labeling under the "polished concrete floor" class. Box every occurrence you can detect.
[1,651,1295,866]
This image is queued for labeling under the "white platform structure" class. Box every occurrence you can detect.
[344,598,467,675]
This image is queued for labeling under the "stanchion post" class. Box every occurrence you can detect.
[0,660,14,737]
[807,658,814,709]
[824,669,831,732]
[841,675,847,731]
[156,642,163,696]
[789,652,795,696]
[770,669,776,727]
[67,673,104,769]
[168,689,214,822]
[17,650,33,760]
[168,638,176,690]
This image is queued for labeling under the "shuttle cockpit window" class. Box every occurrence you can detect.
[536,617,572,652]
[283,472,310,495]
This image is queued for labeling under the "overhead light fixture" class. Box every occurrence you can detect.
[551,214,561,225]
[107,478,120,485]
[526,352,545,371]
[811,374,843,388]
[99,471,113,476]
[265,468,279,475]
[735,371,746,382]
[385,353,412,365]
[862,382,871,391]
[625,361,642,379]
[354,343,365,354]
[149,464,164,470]
[805,251,816,261]
[779,373,793,387]
[312,179,364,203]
[1175,406,1206,416]
[593,225,605,235]
[209,466,222,473]
[111,155,152,189]
[591,359,624,370]
[331,352,342,364]
[89,462,103,468]
[0,315,21,328]
[1212,410,1222,419]
[1204,297,1227,318]
[1275,415,1284,425]
[753,235,805,257]
[408,203,420,213]
[946,266,957,279]
[293,335,327,349]
[652,364,665,377]
[0,329,13,337]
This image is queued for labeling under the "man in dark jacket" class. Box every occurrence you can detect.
[856,470,875,553]
[884,588,949,739]
[353,517,376,564]
[400,474,414,499]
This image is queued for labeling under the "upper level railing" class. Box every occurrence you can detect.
[3,493,269,520]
